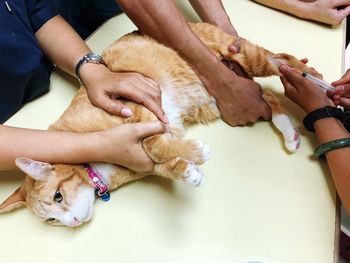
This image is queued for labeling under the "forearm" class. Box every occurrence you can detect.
[188,0,238,36]
[253,0,302,18]
[0,125,97,170]
[35,15,91,77]
[117,0,230,94]
[313,118,350,213]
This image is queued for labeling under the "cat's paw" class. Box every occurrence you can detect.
[185,140,212,164]
[182,162,203,187]
[284,128,301,153]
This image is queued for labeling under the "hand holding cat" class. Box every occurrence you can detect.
[209,64,271,126]
[92,121,167,174]
[331,69,350,109]
[279,65,335,113]
[79,63,169,123]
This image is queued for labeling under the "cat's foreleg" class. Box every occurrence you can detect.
[262,90,300,153]
[142,133,211,165]
[153,157,203,186]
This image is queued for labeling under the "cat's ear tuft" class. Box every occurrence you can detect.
[15,157,53,181]
[0,187,26,213]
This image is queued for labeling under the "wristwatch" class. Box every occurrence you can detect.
[303,106,344,132]
[75,52,107,84]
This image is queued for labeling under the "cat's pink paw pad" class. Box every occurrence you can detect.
[285,129,301,153]
[183,164,203,187]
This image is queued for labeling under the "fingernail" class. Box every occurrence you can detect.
[337,85,345,91]
[164,114,170,124]
[279,64,290,73]
[121,108,133,117]
[228,45,237,53]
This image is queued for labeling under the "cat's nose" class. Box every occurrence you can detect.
[70,217,80,227]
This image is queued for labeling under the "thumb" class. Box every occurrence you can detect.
[228,37,246,54]
[134,121,167,139]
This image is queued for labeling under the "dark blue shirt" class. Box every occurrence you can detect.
[0,0,57,123]
[0,0,122,123]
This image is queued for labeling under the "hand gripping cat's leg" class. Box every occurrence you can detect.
[153,157,203,187]
[262,90,300,153]
[142,133,211,165]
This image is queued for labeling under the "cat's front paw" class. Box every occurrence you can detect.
[183,162,203,187]
[185,140,212,164]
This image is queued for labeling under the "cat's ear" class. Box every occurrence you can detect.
[15,157,53,181]
[0,187,26,213]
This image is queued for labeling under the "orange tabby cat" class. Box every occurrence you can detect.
[0,23,319,227]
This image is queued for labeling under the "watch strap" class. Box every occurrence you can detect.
[303,106,344,132]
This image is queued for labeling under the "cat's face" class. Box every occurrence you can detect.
[0,158,95,227]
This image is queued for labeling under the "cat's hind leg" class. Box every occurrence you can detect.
[262,90,300,153]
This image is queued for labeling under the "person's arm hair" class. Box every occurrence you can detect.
[188,0,238,36]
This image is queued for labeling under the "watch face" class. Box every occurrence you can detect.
[87,53,101,60]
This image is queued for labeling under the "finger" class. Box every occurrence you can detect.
[300,58,308,64]
[279,65,308,89]
[280,76,298,95]
[139,76,160,92]
[335,84,350,95]
[228,45,238,54]
[117,86,168,123]
[333,6,350,24]
[339,97,350,109]
[332,69,350,86]
[134,121,167,139]
[228,37,245,53]
[93,94,133,117]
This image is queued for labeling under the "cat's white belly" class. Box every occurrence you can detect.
[161,81,215,129]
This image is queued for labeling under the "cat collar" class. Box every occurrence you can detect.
[83,164,110,202]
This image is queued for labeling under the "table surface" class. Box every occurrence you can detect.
[0,1,344,262]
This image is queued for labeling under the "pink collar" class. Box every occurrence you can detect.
[83,164,110,202]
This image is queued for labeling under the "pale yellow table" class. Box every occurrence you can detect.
[0,1,344,262]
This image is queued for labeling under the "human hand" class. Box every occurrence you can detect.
[93,121,167,174]
[279,64,335,113]
[331,69,350,109]
[293,0,350,25]
[223,37,250,78]
[204,64,271,126]
[79,64,168,123]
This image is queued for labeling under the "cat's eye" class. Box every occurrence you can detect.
[45,218,56,222]
[54,191,63,203]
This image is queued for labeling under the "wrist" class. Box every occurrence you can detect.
[304,100,335,114]
[79,63,110,87]
[75,52,108,84]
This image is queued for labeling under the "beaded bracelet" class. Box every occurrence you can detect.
[314,138,350,159]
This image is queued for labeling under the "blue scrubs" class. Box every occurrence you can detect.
[0,0,122,123]
[0,0,57,123]
[53,0,122,39]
